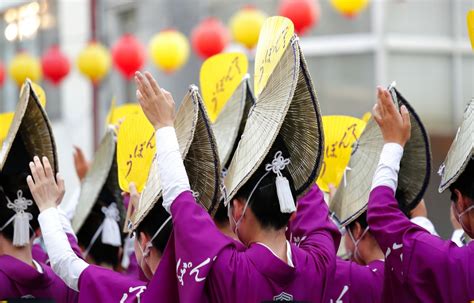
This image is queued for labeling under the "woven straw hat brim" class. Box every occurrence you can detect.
[0,80,57,174]
[330,87,432,227]
[213,77,255,167]
[130,86,221,230]
[439,100,473,193]
[224,37,324,201]
[72,130,118,232]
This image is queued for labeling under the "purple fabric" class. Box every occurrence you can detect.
[325,258,384,302]
[31,233,84,265]
[78,265,146,302]
[0,255,78,302]
[367,186,474,302]
[124,252,148,282]
[146,185,340,302]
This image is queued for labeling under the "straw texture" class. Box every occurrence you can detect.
[130,86,221,230]
[439,100,473,192]
[212,77,255,168]
[330,87,431,226]
[0,80,57,173]
[72,130,118,232]
[224,37,323,202]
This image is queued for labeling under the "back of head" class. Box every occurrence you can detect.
[450,159,474,203]
[235,135,296,230]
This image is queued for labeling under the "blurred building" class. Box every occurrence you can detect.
[0,0,473,238]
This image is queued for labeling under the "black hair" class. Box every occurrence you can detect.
[76,186,122,267]
[135,197,172,254]
[450,159,474,204]
[347,211,368,232]
[234,135,296,230]
[213,200,228,226]
[0,135,39,242]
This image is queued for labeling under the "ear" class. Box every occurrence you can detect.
[453,189,468,212]
[139,231,151,247]
[232,198,245,219]
[353,222,363,239]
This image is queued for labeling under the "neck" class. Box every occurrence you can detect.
[249,227,288,263]
[217,221,239,241]
[148,249,161,275]
[0,236,34,268]
[359,240,384,265]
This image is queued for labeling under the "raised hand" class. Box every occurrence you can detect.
[73,146,89,181]
[372,86,411,147]
[27,156,65,212]
[135,71,176,130]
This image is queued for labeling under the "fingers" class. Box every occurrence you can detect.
[29,161,41,183]
[144,71,161,96]
[135,72,153,99]
[372,103,382,125]
[56,173,65,205]
[400,105,411,130]
[42,156,53,179]
[376,87,386,117]
[26,175,36,191]
[33,156,46,179]
[136,90,145,108]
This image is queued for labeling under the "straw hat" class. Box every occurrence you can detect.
[330,86,432,226]
[0,80,57,174]
[128,85,221,231]
[212,76,255,168]
[72,129,125,232]
[438,100,473,193]
[224,36,324,202]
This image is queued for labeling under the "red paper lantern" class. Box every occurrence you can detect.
[112,34,146,79]
[0,61,5,87]
[191,18,230,59]
[278,0,320,35]
[41,45,70,85]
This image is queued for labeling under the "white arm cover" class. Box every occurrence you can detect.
[57,207,77,241]
[38,207,88,291]
[58,187,80,221]
[410,216,439,236]
[155,127,191,214]
[371,143,404,192]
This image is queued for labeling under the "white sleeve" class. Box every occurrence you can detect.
[38,207,89,291]
[155,126,191,214]
[410,216,439,236]
[451,229,465,247]
[371,143,404,191]
[57,207,77,241]
[58,187,80,221]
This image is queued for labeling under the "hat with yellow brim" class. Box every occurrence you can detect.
[438,100,473,193]
[0,80,57,173]
[330,85,432,226]
[224,16,324,202]
[126,85,221,232]
[72,129,125,232]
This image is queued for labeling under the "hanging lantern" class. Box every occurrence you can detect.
[8,52,42,86]
[149,29,190,73]
[112,34,146,79]
[0,61,5,87]
[229,6,267,49]
[191,18,230,59]
[77,42,111,83]
[41,45,70,85]
[278,0,320,35]
[330,0,370,18]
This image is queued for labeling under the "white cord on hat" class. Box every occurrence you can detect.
[83,202,122,259]
[265,151,296,213]
[0,190,34,247]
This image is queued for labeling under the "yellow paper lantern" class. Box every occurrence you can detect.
[149,30,190,73]
[330,0,370,18]
[230,6,267,49]
[8,52,42,86]
[77,42,111,83]
[20,81,47,108]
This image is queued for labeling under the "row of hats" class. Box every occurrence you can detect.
[1,16,472,255]
[0,0,373,87]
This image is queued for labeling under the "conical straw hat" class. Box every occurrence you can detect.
[212,76,255,168]
[128,86,221,231]
[438,100,473,193]
[330,85,431,226]
[72,130,125,232]
[224,16,324,202]
[0,80,57,173]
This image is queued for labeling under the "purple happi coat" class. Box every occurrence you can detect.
[124,251,148,282]
[0,255,78,302]
[368,186,474,302]
[77,265,147,302]
[145,185,340,302]
[325,258,384,303]
[32,233,83,265]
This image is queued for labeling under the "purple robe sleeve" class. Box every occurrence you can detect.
[367,186,474,302]
[78,265,147,303]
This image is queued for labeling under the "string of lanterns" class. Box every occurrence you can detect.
[0,0,369,87]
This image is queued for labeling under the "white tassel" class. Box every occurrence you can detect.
[265,151,296,214]
[5,190,33,247]
[101,203,122,247]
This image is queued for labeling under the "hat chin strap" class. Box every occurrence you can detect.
[0,190,34,247]
[83,202,122,259]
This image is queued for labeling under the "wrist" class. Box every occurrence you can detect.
[154,121,174,130]
[39,203,57,213]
